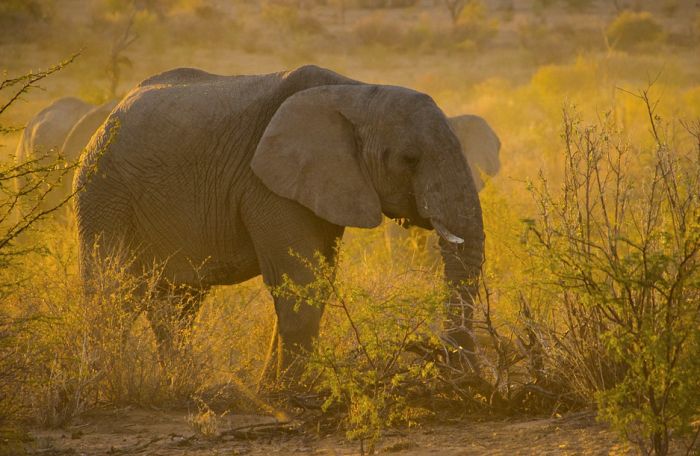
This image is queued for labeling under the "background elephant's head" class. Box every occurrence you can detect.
[448,114,501,191]
[18,97,93,162]
[252,84,484,356]
[14,97,117,215]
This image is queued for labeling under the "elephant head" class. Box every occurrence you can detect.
[18,97,93,161]
[59,100,118,201]
[448,114,501,191]
[15,97,117,216]
[252,84,484,363]
[14,97,94,215]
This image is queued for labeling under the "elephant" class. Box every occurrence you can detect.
[62,100,119,165]
[381,114,498,272]
[17,97,93,162]
[448,114,501,190]
[74,65,485,379]
[15,97,117,214]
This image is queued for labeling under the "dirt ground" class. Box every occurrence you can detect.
[28,408,638,455]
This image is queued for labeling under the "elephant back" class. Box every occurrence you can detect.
[137,67,222,88]
[74,65,368,213]
[85,66,362,178]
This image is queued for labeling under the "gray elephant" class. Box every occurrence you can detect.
[59,101,119,202]
[15,97,117,213]
[74,65,485,378]
[62,100,119,163]
[17,97,93,161]
[448,114,501,190]
[382,113,499,265]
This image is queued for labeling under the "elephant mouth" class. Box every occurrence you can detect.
[388,215,464,244]
[386,212,432,230]
[384,203,463,244]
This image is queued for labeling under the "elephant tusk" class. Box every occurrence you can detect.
[431,219,464,244]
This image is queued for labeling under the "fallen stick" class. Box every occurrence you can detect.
[219,421,300,440]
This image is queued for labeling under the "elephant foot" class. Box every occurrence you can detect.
[256,335,312,394]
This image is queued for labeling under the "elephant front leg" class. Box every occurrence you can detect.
[244,197,344,387]
[258,246,336,386]
[272,289,326,383]
[256,301,324,390]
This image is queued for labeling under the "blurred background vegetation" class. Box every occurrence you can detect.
[1,0,699,454]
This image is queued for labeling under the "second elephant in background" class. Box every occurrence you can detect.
[15,97,117,215]
[62,100,119,164]
[59,100,119,206]
[448,114,501,191]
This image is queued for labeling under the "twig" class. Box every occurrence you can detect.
[107,436,162,454]
[219,421,300,440]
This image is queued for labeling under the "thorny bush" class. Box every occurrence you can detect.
[522,93,700,455]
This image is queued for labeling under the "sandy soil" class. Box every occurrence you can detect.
[28,408,638,455]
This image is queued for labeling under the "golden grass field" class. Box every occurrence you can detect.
[1,0,699,454]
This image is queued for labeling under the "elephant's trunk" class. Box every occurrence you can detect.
[485,155,501,176]
[414,145,485,370]
[438,234,483,369]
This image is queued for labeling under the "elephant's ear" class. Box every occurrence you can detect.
[252,86,382,228]
[448,115,501,176]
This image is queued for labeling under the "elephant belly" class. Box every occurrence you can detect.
[152,237,260,288]
[131,197,261,288]
[198,252,261,286]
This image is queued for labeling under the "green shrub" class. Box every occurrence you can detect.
[606,11,665,51]
[0,314,33,451]
[275,232,449,450]
[525,99,700,455]
[0,57,77,449]
[12,240,168,425]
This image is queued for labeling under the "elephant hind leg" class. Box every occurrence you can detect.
[75,173,138,294]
